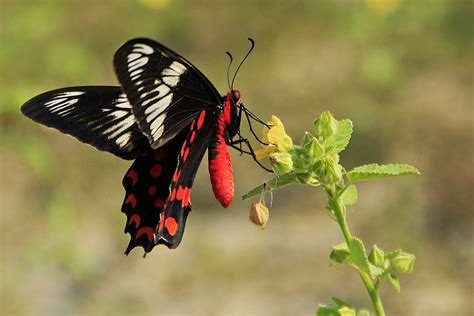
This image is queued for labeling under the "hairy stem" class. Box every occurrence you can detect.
[329,189,385,316]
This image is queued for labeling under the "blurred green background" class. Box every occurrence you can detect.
[1,0,472,315]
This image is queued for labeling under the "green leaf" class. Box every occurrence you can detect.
[340,185,357,205]
[242,172,299,200]
[347,163,420,182]
[325,119,353,154]
[348,237,371,275]
[388,273,401,293]
[356,310,371,316]
[330,243,350,266]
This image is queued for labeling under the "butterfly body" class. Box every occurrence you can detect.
[21,38,259,255]
[208,91,241,208]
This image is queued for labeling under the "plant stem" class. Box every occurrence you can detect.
[329,193,386,316]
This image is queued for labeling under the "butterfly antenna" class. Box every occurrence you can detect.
[225,51,233,91]
[231,38,255,89]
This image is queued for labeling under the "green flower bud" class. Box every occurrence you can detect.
[309,138,325,161]
[392,252,415,273]
[290,147,310,173]
[329,243,350,266]
[368,245,385,268]
[269,152,293,175]
[249,202,269,229]
[314,111,338,139]
[300,131,313,148]
[301,133,325,162]
[318,158,343,184]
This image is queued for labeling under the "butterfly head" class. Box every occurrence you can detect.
[231,89,241,105]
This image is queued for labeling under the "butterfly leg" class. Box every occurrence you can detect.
[241,106,269,146]
[229,138,273,173]
[235,105,245,154]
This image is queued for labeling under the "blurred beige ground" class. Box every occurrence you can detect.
[1,0,472,315]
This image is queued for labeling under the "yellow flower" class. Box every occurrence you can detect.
[255,115,293,160]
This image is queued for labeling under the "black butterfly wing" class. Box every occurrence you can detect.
[155,109,215,249]
[113,38,221,150]
[121,133,185,254]
[122,109,214,254]
[20,86,149,160]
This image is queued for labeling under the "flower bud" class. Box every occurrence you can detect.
[314,111,338,139]
[329,243,350,266]
[308,138,325,161]
[249,202,269,229]
[392,252,415,273]
[269,152,293,175]
[368,245,385,268]
[318,158,343,184]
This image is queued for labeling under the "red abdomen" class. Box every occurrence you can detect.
[208,135,234,208]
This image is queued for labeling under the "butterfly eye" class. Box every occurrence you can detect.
[232,90,241,104]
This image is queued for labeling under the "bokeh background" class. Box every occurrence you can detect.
[1,0,472,315]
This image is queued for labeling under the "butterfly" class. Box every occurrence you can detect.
[21,38,269,255]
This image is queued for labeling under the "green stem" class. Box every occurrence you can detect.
[329,192,386,316]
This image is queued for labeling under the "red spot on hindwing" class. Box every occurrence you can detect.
[165,217,178,236]
[154,198,165,208]
[148,186,156,196]
[190,131,196,143]
[128,214,141,228]
[136,227,154,240]
[176,186,185,200]
[150,164,162,178]
[154,150,165,161]
[197,110,206,129]
[182,187,192,207]
[126,169,138,185]
[126,194,137,207]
